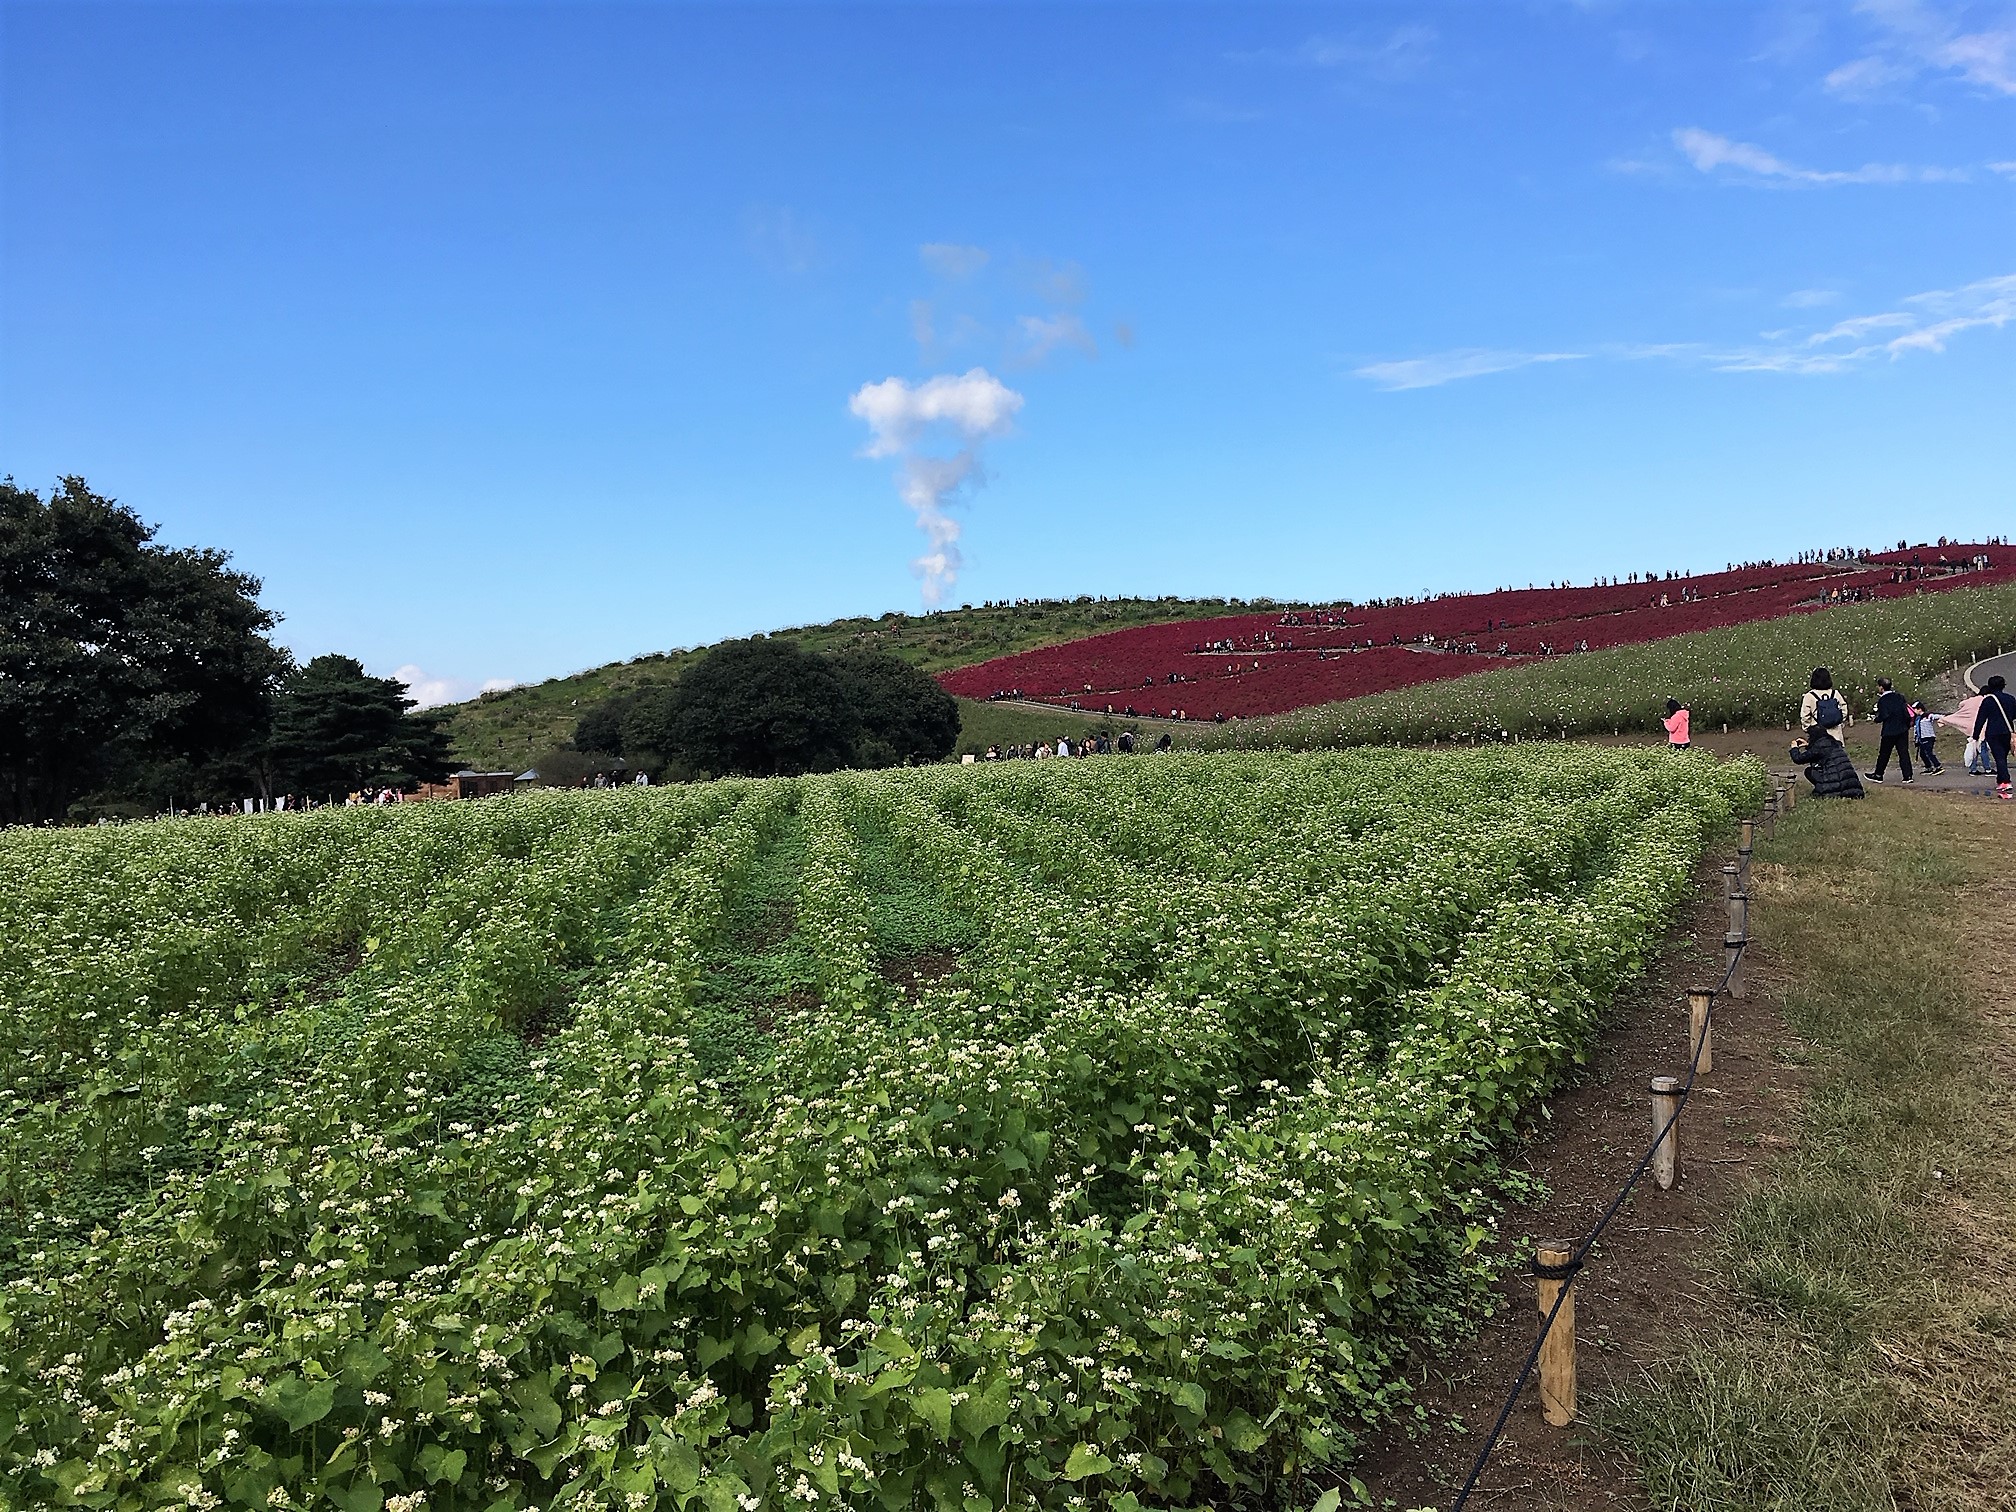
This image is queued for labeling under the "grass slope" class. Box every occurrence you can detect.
[445,596,1291,770]
[1608,791,2016,1509]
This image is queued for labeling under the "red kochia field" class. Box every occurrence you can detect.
[938,545,2015,719]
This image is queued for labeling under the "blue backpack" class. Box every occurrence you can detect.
[1813,692,1844,729]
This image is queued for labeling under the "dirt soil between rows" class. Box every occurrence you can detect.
[1351,838,1810,1511]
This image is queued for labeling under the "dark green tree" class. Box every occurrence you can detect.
[829,649,960,767]
[267,655,452,795]
[0,476,289,822]
[649,638,856,777]
[572,693,634,758]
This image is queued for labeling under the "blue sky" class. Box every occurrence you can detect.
[3,1,2012,702]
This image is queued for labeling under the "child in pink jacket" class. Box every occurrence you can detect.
[1663,699,1690,750]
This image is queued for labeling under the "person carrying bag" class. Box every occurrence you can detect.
[1971,674,2016,799]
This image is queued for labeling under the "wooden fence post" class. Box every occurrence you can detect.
[1651,1076,1682,1190]
[1688,988,1713,1075]
[1738,820,1754,891]
[1535,1242,1577,1426]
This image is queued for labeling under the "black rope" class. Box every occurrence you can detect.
[1444,914,1748,1510]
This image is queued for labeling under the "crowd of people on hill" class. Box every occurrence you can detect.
[981,729,1174,760]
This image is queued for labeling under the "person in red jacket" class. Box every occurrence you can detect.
[1663,698,1691,750]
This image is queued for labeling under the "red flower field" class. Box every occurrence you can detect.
[939,543,2015,720]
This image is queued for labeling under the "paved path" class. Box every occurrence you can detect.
[1967,650,2016,693]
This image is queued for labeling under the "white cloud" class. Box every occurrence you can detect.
[920,242,989,279]
[1991,160,2016,177]
[392,666,516,709]
[1355,273,2015,390]
[849,369,1025,605]
[848,369,1024,458]
[1824,0,2016,96]
[1352,349,1585,391]
[1782,288,1844,308]
[1294,25,1437,78]
[1708,273,2016,372]
[1672,126,1964,185]
[1012,312,1098,365]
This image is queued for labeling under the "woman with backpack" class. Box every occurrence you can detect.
[1799,667,1846,737]
[1970,673,2016,800]
[1793,667,1864,798]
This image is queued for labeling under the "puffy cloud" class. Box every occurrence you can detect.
[849,369,1025,605]
[392,665,517,709]
[848,369,1024,457]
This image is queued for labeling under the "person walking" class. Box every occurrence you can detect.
[1662,698,1691,750]
[1866,677,1914,784]
[1911,703,1943,773]
[1971,673,2016,799]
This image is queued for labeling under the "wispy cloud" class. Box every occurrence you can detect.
[1298,25,1437,77]
[1782,288,1844,308]
[1672,126,1966,185]
[743,205,819,276]
[1231,25,1436,80]
[920,242,989,280]
[1353,349,1585,391]
[1719,272,2016,371]
[1829,0,2016,96]
[1012,312,1098,366]
[1353,274,2016,390]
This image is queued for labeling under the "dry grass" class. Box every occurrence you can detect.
[1605,794,2016,1510]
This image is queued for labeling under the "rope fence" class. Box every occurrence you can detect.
[1442,786,1781,1511]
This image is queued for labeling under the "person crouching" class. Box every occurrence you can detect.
[1792,725,1865,798]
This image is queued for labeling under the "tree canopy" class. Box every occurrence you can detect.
[266,655,454,796]
[827,649,960,769]
[575,641,960,779]
[1,477,289,822]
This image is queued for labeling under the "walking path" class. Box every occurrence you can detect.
[1967,650,2016,692]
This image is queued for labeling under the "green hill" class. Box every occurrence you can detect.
[444,595,1290,770]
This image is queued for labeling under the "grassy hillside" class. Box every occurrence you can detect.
[444,595,1293,769]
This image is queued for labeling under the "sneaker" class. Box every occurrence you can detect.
[1902,776,1915,785]
[1865,771,1885,782]
[2001,784,2013,801]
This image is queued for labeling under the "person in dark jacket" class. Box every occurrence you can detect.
[1972,673,2016,799]
[1792,727,1865,798]
[1867,677,1914,784]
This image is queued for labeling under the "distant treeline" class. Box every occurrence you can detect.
[2,478,452,823]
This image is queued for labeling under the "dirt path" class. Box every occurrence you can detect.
[1354,784,2016,1511]
[1352,851,1806,1510]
